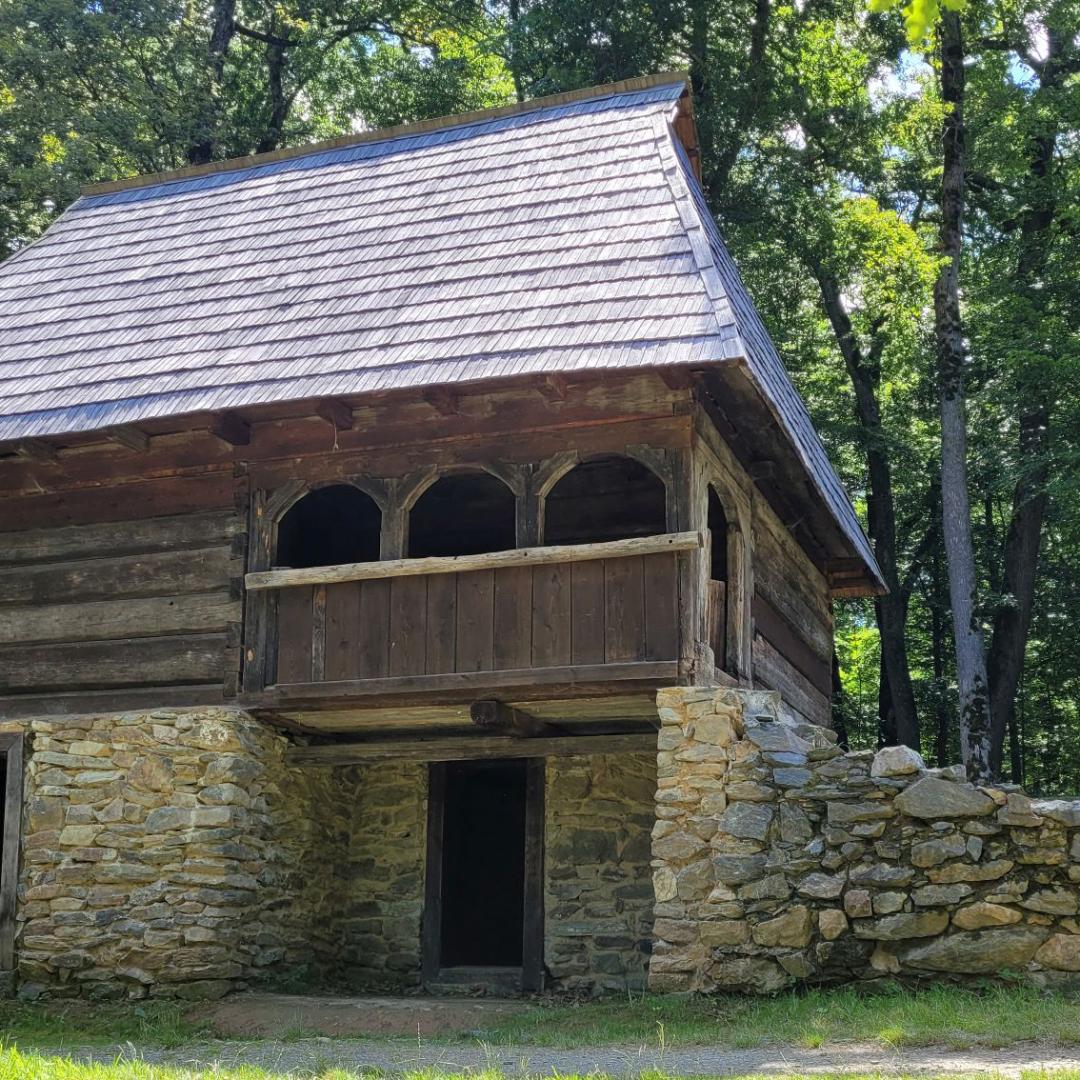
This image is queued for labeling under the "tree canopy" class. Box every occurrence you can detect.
[2,0,1078,789]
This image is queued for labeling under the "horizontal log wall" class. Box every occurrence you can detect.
[0,503,244,717]
[750,501,833,726]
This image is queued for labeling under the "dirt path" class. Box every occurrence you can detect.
[58,1038,1080,1076]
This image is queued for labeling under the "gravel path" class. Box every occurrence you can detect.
[55,1037,1080,1076]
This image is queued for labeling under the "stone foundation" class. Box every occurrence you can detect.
[334,762,427,988]
[651,687,1080,992]
[545,753,656,992]
[2,708,357,1000]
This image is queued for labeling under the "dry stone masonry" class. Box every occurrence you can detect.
[545,753,656,991]
[1,708,359,1000]
[651,687,1080,992]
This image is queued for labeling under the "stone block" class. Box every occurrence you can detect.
[898,928,1049,973]
[894,777,997,819]
[1034,935,1080,971]
[871,746,925,777]
[911,834,967,868]
[953,902,1022,930]
[818,909,848,940]
[752,906,813,948]
[928,859,1014,884]
[797,873,846,900]
[854,911,949,941]
[719,803,774,842]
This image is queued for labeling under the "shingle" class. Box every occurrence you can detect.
[0,74,880,586]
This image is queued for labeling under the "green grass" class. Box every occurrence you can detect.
[0,1000,209,1049]
[0,1052,1079,1080]
[469,984,1080,1049]
[2,984,1080,1056]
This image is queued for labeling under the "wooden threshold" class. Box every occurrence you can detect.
[287,730,657,765]
[241,661,683,710]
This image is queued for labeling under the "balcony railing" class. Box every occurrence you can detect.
[242,531,703,706]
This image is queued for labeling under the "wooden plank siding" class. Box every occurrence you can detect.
[268,552,682,687]
[0,505,243,716]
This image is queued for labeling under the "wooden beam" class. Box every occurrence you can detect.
[536,373,569,401]
[423,388,459,416]
[748,459,776,481]
[247,530,703,591]
[287,731,657,766]
[106,425,149,453]
[14,439,58,465]
[210,412,251,446]
[470,699,556,737]
[657,367,696,391]
[315,399,354,431]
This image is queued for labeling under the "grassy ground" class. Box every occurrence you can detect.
[0,1052,1080,1080]
[1,984,1080,1053]
[472,985,1080,1049]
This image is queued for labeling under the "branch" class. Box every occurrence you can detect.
[232,21,296,49]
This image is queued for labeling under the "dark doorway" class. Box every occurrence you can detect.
[441,761,526,967]
[423,758,544,989]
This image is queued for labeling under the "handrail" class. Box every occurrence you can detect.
[246,530,704,591]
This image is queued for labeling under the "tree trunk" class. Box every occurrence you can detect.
[815,267,920,749]
[934,10,992,781]
[985,31,1062,776]
[188,0,237,165]
[931,544,951,767]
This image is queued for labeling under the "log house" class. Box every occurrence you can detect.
[0,74,882,997]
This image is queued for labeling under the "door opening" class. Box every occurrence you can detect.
[423,758,544,990]
[441,760,526,967]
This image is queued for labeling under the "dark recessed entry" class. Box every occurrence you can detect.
[441,760,526,967]
[424,758,543,990]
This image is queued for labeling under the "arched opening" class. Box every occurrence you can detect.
[544,454,667,545]
[408,472,516,557]
[707,485,729,671]
[276,484,382,568]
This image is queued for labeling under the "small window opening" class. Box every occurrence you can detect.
[707,486,729,671]
[544,454,667,545]
[409,472,516,557]
[276,485,382,568]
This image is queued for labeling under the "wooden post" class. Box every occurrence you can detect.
[0,733,24,973]
[522,758,545,991]
[421,764,446,986]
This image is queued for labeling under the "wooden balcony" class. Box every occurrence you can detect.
[240,532,702,716]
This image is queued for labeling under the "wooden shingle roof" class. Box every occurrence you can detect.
[0,73,881,588]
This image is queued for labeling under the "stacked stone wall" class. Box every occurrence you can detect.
[1,708,362,1000]
[651,687,1080,992]
[333,761,427,988]
[545,753,656,991]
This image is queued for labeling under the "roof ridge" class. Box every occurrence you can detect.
[81,72,689,199]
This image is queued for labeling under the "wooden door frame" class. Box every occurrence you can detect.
[0,733,24,973]
[422,758,545,991]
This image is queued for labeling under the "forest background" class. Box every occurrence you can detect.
[1,0,1077,789]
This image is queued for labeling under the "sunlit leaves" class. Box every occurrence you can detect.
[870,0,966,47]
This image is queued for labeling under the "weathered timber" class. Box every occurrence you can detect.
[244,660,682,709]
[423,388,459,416]
[0,684,226,720]
[470,699,557,737]
[13,439,58,465]
[0,591,239,646]
[0,633,227,692]
[0,733,24,970]
[211,412,251,447]
[522,758,545,991]
[287,730,657,765]
[315,399,354,431]
[247,531,703,590]
[106,425,150,453]
[751,591,831,694]
[752,634,830,726]
[0,510,241,566]
[0,546,234,605]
